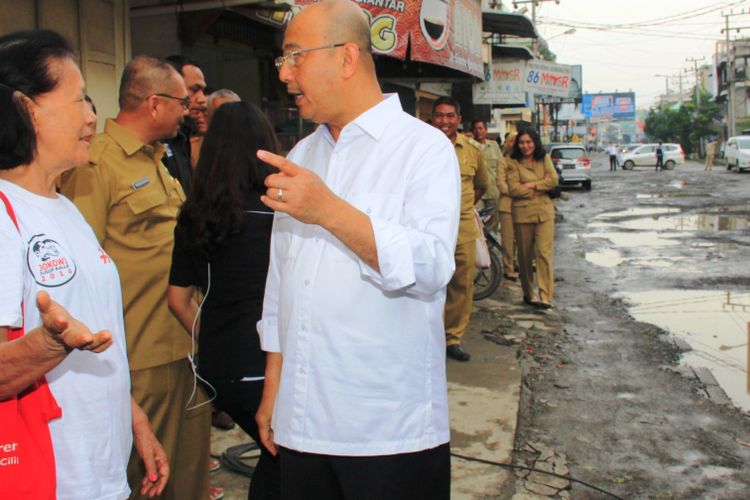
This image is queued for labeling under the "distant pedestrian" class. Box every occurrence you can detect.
[655,142,664,171]
[607,144,618,171]
[705,138,716,171]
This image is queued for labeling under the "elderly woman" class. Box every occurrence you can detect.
[506,128,558,309]
[0,30,167,499]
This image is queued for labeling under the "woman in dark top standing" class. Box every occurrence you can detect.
[168,102,280,499]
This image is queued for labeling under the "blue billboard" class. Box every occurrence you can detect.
[582,92,636,120]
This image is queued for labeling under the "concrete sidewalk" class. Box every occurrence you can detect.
[208,280,529,499]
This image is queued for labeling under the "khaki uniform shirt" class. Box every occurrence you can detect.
[480,140,502,201]
[454,134,490,244]
[60,119,189,371]
[506,154,558,223]
[496,154,512,213]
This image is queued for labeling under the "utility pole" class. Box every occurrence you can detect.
[655,74,670,97]
[686,56,705,110]
[720,9,750,138]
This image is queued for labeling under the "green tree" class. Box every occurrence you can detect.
[644,90,721,156]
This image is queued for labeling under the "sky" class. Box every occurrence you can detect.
[533,0,746,110]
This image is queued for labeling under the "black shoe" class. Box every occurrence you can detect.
[447,344,471,361]
[535,301,553,310]
[523,296,539,307]
[211,410,236,430]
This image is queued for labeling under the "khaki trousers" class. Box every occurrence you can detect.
[704,154,714,171]
[499,211,517,277]
[514,220,555,303]
[127,358,211,500]
[445,240,476,346]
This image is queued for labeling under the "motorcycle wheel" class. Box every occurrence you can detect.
[473,247,503,300]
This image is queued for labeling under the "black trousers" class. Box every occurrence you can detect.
[210,378,281,500]
[656,155,663,170]
[609,155,617,170]
[278,443,451,500]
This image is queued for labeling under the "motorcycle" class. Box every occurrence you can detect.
[473,207,505,300]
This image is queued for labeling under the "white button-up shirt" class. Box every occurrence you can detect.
[259,94,460,456]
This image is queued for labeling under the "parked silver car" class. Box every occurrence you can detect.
[619,143,685,170]
[548,143,591,191]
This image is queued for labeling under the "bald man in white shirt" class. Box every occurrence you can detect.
[254,1,460,498]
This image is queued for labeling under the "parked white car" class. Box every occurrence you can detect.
[723,136,750,172]
[619,143,685,170]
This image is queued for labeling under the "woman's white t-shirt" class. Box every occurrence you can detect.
[0,179,132,500]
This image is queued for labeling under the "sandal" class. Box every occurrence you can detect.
[209,458,221,473]
[209,486,224,500]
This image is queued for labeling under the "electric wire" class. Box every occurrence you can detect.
[538,0,745,31]
[220,443,260,478]
[185,262,218,411]
[450,452,625,500]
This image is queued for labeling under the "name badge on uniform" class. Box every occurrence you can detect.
[132,177,150,190]
[164,143,174,158]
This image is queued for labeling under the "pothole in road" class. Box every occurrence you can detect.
[593,210,750,232]
[619,290,750,412]
[581,206,750,269]
[636,192,714,199]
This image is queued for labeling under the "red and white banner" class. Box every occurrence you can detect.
[261,0,483,78]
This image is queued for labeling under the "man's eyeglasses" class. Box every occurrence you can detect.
[153,93,190,109]
[274,43,346,71]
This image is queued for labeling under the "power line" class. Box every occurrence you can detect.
[538,0,745,30]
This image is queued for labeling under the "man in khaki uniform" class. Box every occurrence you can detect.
[705,138,716,171]
[60,57,210,500]
[433,97,490,361]
[471,119,502,228]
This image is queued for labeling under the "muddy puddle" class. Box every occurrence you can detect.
[619,290,750,412]
[581,206,750,270]
[582,205,750,411]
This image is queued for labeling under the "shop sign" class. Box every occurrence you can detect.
[472,59,527,105]
[524,60,572,98]
[278,0,483,78]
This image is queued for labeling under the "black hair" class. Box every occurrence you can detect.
[165,55,201,76]
[471,119,487,130]
[0,30,75,170]
[177,102,280,260]
[510,127,546,162]
[432,96,461,116]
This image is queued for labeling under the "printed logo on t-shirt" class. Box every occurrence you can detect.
[26,234,77,287]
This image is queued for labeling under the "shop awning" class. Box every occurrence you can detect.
[130,0,291,17]
[491,44,535,60]
[482,11,538,38]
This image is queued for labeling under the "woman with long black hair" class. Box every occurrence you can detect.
[167,101,281,499]
[506,127,558,309]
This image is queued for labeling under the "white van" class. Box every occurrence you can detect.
[723,136,750,172]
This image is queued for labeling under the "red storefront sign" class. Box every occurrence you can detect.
[249,0,483,78]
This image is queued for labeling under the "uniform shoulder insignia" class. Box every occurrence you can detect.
[466,137,482,149]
